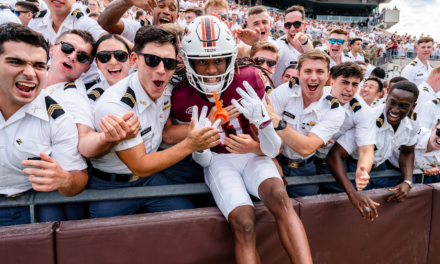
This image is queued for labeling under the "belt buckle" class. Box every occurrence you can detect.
[129,175,140,182]
[288,161,299,168]
[6,193,22,198]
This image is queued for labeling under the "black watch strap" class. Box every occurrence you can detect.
[274,120,287,131]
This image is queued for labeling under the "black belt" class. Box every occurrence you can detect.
[91,167,139,183]
[85,77,101,90]
[279,155,315,168]
[315,156,327,165]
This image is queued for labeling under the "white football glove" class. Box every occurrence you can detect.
[231,81,271,128]
[192,105,221,129]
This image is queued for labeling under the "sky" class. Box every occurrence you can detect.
[379,0,439,42]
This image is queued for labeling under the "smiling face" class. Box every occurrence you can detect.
[330,75,361,105]
[192,57,227,89]
[327,33,347,58]
[429,125,440,151]
[247,11,272,42]
[185,11,196,25]
[253,49,277,77]
[50,34,93,82]
[153,0,178,25]
[359,80,381,106]
[282,68,298,84]
[284,11,305,45]
[45,0,75,15]
[0,41,47,107]
[385,88,416,127]
[131,42,176,100]
[417,41,434,61]
[298,58,329,102]
[96,38,131,86]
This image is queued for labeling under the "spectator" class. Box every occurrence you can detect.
[250,41,279,90]
[184,7,203,25]
[177,7,187,27]
[88,12,100,21]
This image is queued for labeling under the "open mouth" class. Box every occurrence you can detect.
[62,62,72,70]
[203,77,221,84]
[108,68,122,76]
[341,93,352,101]
[308,83,318,92]
[436,139,440,146]
[153,80,165,89]
[331,48,339,53]
[15,81,37,97]
[388,112,400,122]
[52,0,64,6]
[159,17,170,24]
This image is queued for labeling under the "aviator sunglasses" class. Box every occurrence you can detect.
[253,57,277,68]
[54,41,91,64]
[284,21,304,29]
[96,50,129,63]
[328,38,346,45]
[136,52,179,71]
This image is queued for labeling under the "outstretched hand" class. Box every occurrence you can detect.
[355,165,370,191]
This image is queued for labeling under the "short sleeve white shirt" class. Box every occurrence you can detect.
[415,81,440,113]
[401,57,433,86]
[418,98,440,129]
[121,18,142,43]
[272,37,302,87]
[0,7,21,24]
[347,51,365,62]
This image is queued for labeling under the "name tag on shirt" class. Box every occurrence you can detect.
[141,127,152,136]
[417,73,424,77]
[283,111,295,119]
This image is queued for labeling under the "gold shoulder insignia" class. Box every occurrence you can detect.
[140,18,151,27]
[423,87,429,92]
[432,98,440,104]
[288,77,299,88]
[33,9,47,18]
[0,3,11,9]
[349,98,362,112]
[121,86,136,108]
[87,88,105,101]
[326,95,340,109]
[64,82,76,90]
[376,113,384,128]
[45,96,65,119]
[410,61,417,66]
[373,99,378,104]
[324,49,329,55]
[72,9,84,19]
[407,110,417,120]
[281,37,288,44]
[265,86,273,94]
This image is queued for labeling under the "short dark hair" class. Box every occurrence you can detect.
[247,6,268,17]
[15,1,39,13]
[366,77,383,93]
[389,76,407,84]
[56,29,96,60]
[93,34,131,60]
[350,38,362,46]
[283,64,297,75]
[388,80,419,103]
[354,61,366,67]
[135,10,145,20]
[25,0,39,4]
[285,5,305,20]
[0,23,49,61]
[331,61,364,81]
[133,26,179,57]
[184,7,204,17]
[370,67,385,79]
[364,58,370,64]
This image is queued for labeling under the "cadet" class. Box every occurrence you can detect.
[0,24,88,226]
[323,28,352,68]
[401,37,434,86]
[0,4,21,24]
[414,65,440,112]
[347,38,365,62]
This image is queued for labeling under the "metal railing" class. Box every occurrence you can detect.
[316,15,369,22]
[0,169,423,223]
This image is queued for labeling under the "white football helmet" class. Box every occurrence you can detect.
[181,15,238,95]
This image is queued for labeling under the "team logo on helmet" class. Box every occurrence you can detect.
[184,28,191,37]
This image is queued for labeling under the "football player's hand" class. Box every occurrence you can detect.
[388,182,411,203]
[231,81,271,128]
[355,165,370,191]
[224,134,259,154]
[192,105,221,129]
[185,117,221,152]
[233,28,261,46]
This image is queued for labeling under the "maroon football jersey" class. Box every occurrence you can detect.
[171,66,266,154]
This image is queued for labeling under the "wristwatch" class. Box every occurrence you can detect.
[274,119,287,131]
[403,180,413,189]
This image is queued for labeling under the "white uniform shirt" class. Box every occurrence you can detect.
[269,81,345,160]
[177,17,187,28]
[231,22,241,31]
[0,5,21,24]
[415,81,440,113]
[121,18,144,43]
[401,57,433,86]
[0,0,15,9]
[91,72,172,174]
[0,90,86,196]
[338,104,419,166]
[87,78,111,113]
[272,37,302,87]
[371,96,387,108]
[418,98,440,129]
[347,51,365,62]
[45,79,94,129]
[28,8,106,84]
[329,53,352,68]
[389,128,440,170]
[315,89,376,159]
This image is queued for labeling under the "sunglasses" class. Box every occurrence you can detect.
[136,52,178,71]
[328,38,346,45]
[96,50,129,63]
[253,57,277,68]
[55,41,91,64]
[436,128,440,137]
[284,21,304,29]
[14,11,31,16]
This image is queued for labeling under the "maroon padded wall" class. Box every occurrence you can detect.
[56,200,299,264]
[297,185,432,264]
[427,183,440,264]
[0,222,57,264]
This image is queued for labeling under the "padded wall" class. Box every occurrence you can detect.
[427,183,440,264]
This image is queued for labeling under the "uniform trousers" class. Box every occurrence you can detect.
[278,156,319,198]
[346,156,388,189]
[315,157,353,194]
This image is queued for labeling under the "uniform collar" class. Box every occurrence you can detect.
[40,9,75,30]
[131,72,153,114]
[41,10,52,27]
[23,90,50,122]
[416,131,430,151]
[289,84,302,98]
[415,56,432,69]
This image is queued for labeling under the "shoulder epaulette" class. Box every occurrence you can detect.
[64,82,76,90]
[33,9,47,18]
[373,99,378,104]
[288,77,299,88]
[432,98,440,104]
[407,110,417,120]
[376,113,384,128]
[87,88,104,101]
[140,18,151,27]
[423,87,429,92]
[383,98,387,104]
[324,49,329,55]
[344,53,351,58]
[410,61,417,66]
[325,95,340,109]
[121,86,136,108]
[0,3,11,10]
[280,37,288,44]
[45,96,65,119]
[265,86,273,95]
[349,98,362,112]
[72,9,84,19]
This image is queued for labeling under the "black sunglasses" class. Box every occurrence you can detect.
[96,50,129,63]
[284,21,304,29]
[14,11,31,16]
[436,128,440,137]
[55,41,91,64]
[253,57,277,68]
[136,52,178,71]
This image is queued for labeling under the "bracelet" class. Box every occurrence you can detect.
[301,39,309,46]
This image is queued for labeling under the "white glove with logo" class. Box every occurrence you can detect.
[231,81,271,129]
